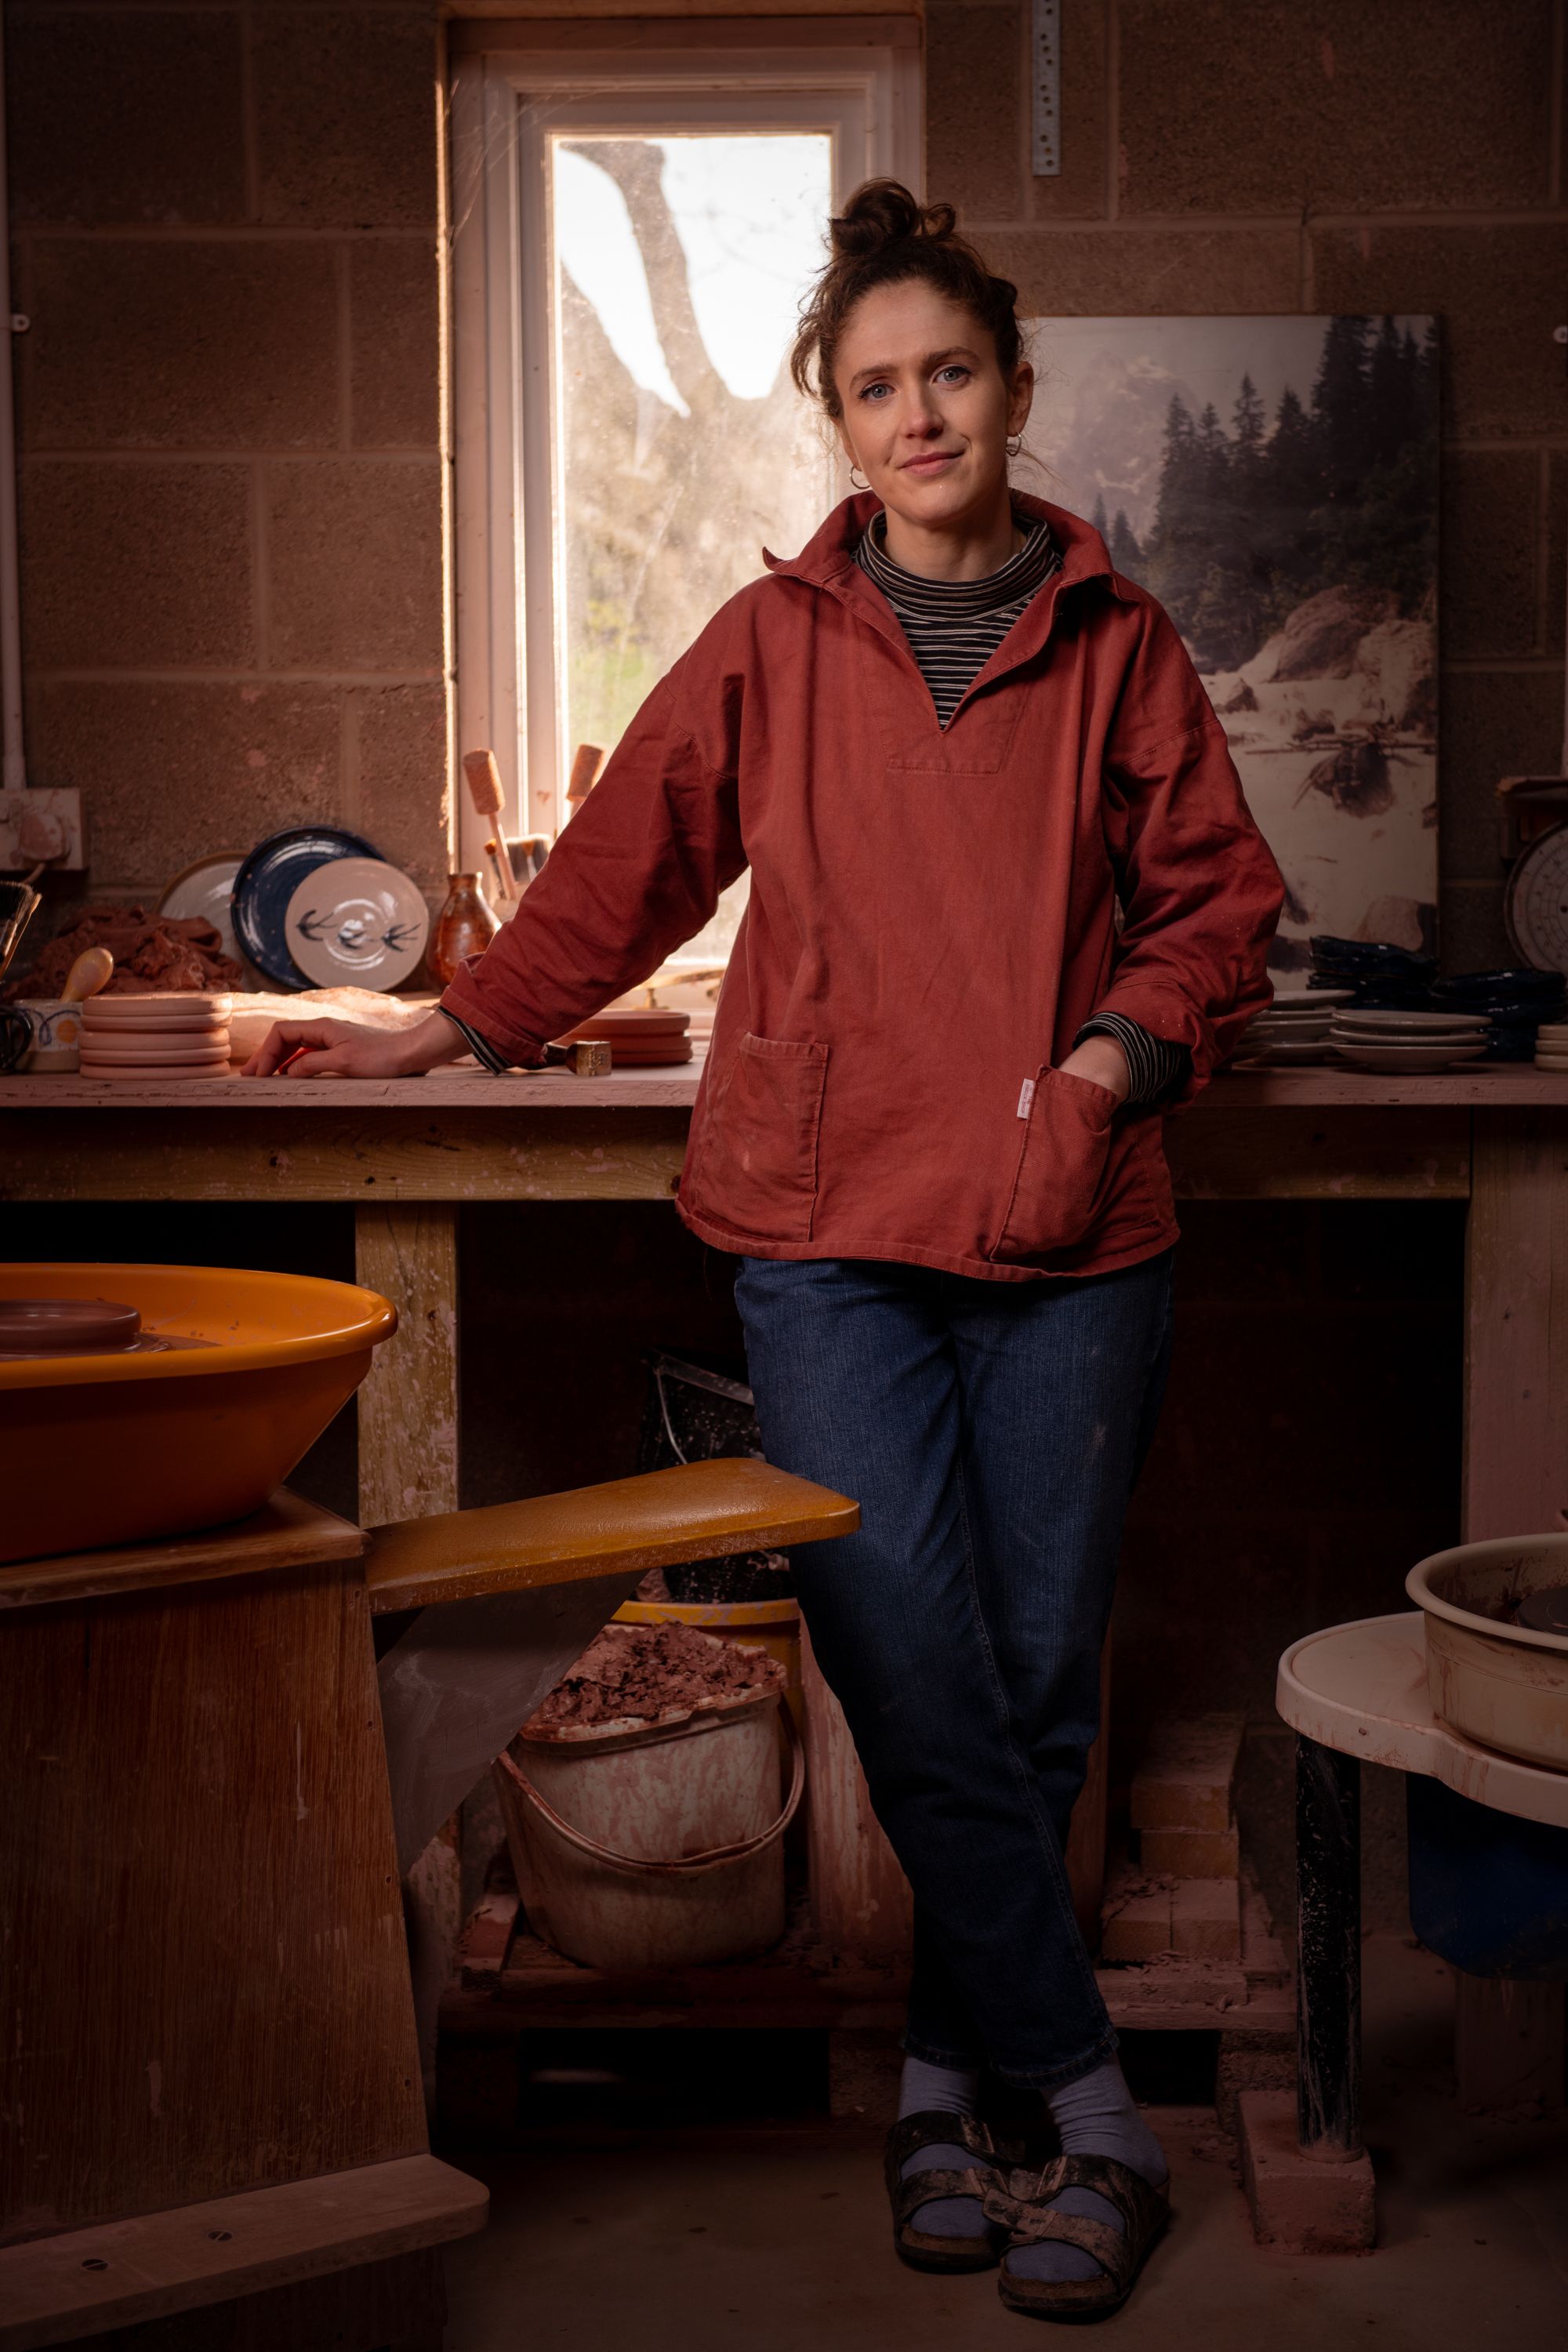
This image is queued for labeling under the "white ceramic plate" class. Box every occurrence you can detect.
[1332,1007,1489,1034]
[1334,1043,1488,1073]
[1335,1021,1495,1040]
[158,855,246,965]
[282,858,429,991]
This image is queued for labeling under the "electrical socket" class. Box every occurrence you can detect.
[0,788,85,871]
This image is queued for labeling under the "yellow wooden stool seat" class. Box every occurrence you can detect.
[364,1457,859,1611]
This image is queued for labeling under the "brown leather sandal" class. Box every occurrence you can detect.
[982,2154,1170,2320]
[884,2110,1022,2273]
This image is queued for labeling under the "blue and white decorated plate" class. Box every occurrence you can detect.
[283,858,430,992]
[232,826,379,989]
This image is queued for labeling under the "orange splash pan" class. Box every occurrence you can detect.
[0,1264,397,1565]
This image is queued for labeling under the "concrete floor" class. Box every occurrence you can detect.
[442,1937,1568,2352]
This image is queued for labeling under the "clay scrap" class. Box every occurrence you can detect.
[10,905,245,998]
[527,1620,783,1733]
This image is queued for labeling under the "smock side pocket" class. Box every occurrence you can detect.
[691,1033,829,1243]
[989,1065,1118,1262]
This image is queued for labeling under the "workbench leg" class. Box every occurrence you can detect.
[1461,1110,1568,2105]
[355,1203,463,2112]
[1295,1733,1362,2158]
[355,1203,460,1526]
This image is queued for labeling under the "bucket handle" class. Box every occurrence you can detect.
[501,1697,804,1877]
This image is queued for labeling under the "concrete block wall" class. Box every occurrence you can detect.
[6,2,450,927]
[926,0,1568,967]
[9,2,1559,960]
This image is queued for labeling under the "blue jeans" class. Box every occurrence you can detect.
[733,1249,1174,2090]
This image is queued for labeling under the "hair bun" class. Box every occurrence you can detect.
[829,180,957,262]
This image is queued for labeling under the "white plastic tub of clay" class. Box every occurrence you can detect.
[1406,1534,1568,1771]
[494,1685,803,1970]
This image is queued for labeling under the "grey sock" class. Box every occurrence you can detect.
[897,2056,987,2240]
[1004,2057,1168,2286]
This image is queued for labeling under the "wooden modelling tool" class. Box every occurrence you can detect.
[459,750,517,901]
[61,943,114,1002]
[566,742,605,804]
[543,1038,612,1076]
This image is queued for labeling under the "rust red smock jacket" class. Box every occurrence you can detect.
[442,492,1285,1283]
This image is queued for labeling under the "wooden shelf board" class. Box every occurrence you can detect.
[0,2154,486,2351]
[7,1058,1568,1113]
[440,1921,1293,2042]
[0,1488,364,1608]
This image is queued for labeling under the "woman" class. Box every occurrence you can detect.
[248,183,1283,2321]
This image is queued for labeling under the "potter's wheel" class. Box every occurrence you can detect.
[0,1261,399,1564]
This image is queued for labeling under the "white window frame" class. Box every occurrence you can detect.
[448,17,923,862]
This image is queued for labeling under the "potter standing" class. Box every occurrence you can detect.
[246,183,1283,2320]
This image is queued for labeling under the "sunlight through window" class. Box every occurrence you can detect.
[549,132,834,964]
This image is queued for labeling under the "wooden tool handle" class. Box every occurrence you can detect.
[566,742,605,804]
[462,748,505,815]
[461,751,515,898]
[62,945,114,1002]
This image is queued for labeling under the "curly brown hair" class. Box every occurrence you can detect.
[789,180,1024,423]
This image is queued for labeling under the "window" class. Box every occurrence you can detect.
[449,21,921,962]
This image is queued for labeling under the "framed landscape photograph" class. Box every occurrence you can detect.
[1024,314,1439,975]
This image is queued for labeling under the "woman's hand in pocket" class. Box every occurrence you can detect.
[1058,1033,1131,1103]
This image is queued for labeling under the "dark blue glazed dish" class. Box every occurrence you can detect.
[233,826,380,990]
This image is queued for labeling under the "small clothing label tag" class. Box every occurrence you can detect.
[1016,1078,1036,1120]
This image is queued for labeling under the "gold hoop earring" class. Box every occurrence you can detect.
[1006,434,1023,459]
[849,464,869,491]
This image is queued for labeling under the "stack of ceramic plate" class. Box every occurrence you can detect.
[1235,987,1353,1064]
[80,991,233,1080]
[1329,1006,1489,1073]
[1432,967,1567,1062]
[1308,935,1437,1009]
[559,1009,692,1065]
[1534,1024,1568,1072]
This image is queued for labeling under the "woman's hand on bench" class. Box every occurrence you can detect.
[241,1011,467,1080]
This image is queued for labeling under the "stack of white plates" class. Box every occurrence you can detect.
[1534,1025,1568,1071]
[1236,987,1354,1065]
[1330,1007,1490,1073]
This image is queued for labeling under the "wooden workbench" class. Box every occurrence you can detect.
[3,1056,1565,1540]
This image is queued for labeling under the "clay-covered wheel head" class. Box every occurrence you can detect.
[0,1297,141,1352]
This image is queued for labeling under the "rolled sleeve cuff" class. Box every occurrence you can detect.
[1074,1011,1192,1109]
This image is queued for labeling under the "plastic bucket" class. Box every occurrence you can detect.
[494,1689,803,1969]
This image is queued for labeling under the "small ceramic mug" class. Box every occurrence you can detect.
[17,998,82,1073]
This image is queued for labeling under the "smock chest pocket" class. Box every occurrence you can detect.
[989,1066,1118,1263]
[693,1033,829,1243]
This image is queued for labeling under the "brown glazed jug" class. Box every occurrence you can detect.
[429,873,500,986]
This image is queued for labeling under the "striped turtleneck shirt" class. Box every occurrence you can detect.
[855,507,1190,1111]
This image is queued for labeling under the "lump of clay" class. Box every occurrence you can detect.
[7,905,245,999]
[526,1621,784,1733]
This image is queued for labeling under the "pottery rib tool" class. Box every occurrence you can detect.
[461,750,517,900]
[566,743,605,805]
